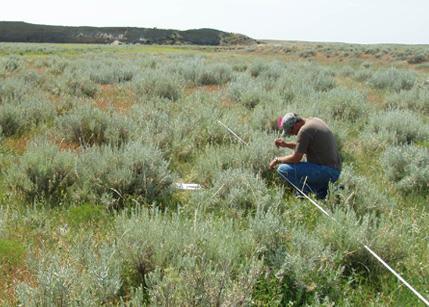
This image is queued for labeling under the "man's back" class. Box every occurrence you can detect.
[295,117,341,170]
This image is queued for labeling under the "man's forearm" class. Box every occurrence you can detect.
[270,150,303,170]
[285,142,296,149]
[278,152,302,164]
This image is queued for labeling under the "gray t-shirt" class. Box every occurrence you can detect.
[295,117,341,170]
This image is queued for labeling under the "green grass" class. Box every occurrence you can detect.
[66,203,108,227]
[0,239,25,268]
[0,42,212,58]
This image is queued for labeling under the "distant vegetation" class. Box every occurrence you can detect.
[0,21,256,45]
[0,42,428,305]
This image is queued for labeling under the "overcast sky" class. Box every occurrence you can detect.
[1,0,428,44]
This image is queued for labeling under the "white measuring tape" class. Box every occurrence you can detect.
[175,183,203,190]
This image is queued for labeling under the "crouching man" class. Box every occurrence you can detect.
[269,113,341,199]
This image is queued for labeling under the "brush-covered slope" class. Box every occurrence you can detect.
[0,21,256,45]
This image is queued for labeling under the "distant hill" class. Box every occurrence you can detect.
[0,21,256,45]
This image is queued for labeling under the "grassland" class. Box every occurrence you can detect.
[0,41,428,306]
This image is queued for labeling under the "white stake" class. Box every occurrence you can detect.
[217,120,248,146]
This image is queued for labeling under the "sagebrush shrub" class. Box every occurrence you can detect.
[2,55,23,72]
[0,207,8,237]
[317,87,370,123]
[275,74,313,102]
[21,97,56,125]
[0,103,23,136]
[191,168,273,214]
[0,97,55,136]
[134,70,183,101]
[76,142,175,206]
[249,204,287,257]
[16,241,122,305]
[89,63,135,84]
[132,95,242,157]
[316,209,410,277]
[327,165,393,216]
[248,98,285,132]
[173,57,203,84]
[0,77,30,103]
[23,71,44,87]
[146,258,262,306]
[380,145,429,193]
[275,63,330,100]
[45,57,69,75]
[362,109,429,147]
[360,61,372,69]
[258,62,286,81]
[407,53,427,64]
[137,55,158,69]
[7,143,78,204]
[353,68,373,82]
[51,94,82,116]
[386,86,429,115]
[164,96,236,161]
[115,207,260,305]
[276,226,343,304]
[195,63,233,85]
[232,62,248,72]
[56,105,134,146]
[228,74,269,109]
[66,75,99,98]
[128,104,174,153]
[368,68,416,91]
[311,69,336,92]
[249,61,270,78]
[338,65,354,77]
[194,131,279,183]
[299,49,316,58]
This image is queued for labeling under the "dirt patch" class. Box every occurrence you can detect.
[95,98,111,110]
[220,97,234,108]
[57,138,81,152]
[0,266,36,305]
[95,84,135,113]
[33,67,46,74]
[4,137,29,154]
[201,84,222,92]
[185,84,223,96]
[367,91,385,107]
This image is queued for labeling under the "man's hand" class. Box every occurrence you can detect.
[274,138,287,148]
[269,158,279,170]
[269,151,304,170]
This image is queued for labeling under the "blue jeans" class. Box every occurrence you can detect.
[277,162,340,199]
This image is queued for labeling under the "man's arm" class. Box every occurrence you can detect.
[274,138,296,149]
[269,151,304,170]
